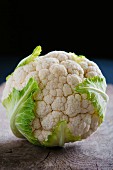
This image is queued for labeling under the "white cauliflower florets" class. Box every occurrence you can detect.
[2,50,105,143]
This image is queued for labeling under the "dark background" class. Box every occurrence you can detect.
[0,1,113,84]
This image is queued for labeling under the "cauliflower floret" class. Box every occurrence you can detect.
[34,90,43,101]
[45,51,69,62]
[32,118,41,130]
[67,74,82,88]
[34,129,52,142]
[63,84,72,96]
[23,71,40,87]
[91,114,100,130]
[51,97,66,111]
[50,89,57,96]
[41,111,68,131]
[81,99,89,108]
[23,61,37,73]
[39,69,50,80]
[49,64,67,77]
[36,101,52,118]
[1,76,14,100]
[56,89,63,97]
[68,114,91,136]
[59,76,67,84]
[36,58,59,71]
[13,67,27,84]
[61,60,84,77]
[44,94,54,104]
[65,95,81,117]
[2,49,106,145]
[46,80,58,90]
[77,58,102,78]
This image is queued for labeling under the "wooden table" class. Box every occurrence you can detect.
[0,83,113,170]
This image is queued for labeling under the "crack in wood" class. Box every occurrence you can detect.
[96,163,98,170]
[68,165,73,170]
[37,151,51,165]
[5,149,13,153]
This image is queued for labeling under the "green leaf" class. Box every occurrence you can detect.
[42,121,81,147]
[75,76,109,120]
[6,74,12,81]
[69,52,86,63]
[17,45,42,68]
[6,46,42,81]
[2,78,40,145]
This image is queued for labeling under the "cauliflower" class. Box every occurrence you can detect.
[2,46,109,147]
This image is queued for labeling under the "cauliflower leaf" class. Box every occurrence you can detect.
[6,46,42,81]
[75,76,109,120]
[2,78,40,145]
[17,45,42,68]
[43,120,81,147]
[70,52,86,63]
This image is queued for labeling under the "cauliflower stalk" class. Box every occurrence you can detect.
[2,46,109,147]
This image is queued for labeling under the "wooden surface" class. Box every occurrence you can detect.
[0,83,113,170]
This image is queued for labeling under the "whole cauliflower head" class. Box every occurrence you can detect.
[2,46,109,147]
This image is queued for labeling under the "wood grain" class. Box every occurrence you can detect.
[0,83,113,170]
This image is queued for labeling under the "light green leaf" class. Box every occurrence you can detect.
[42,121,81,147]
[75,76,109,120]
[17,45,42,68]
[6,46,42,81]
[70,52,86,63]
[2,78,40,145]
